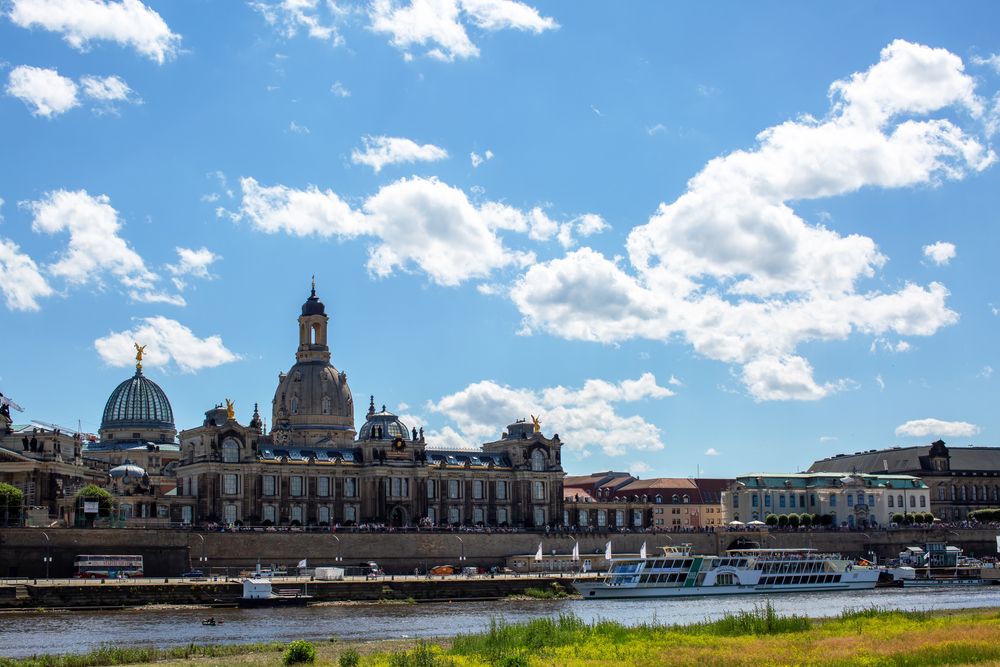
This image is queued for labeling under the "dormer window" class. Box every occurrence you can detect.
[530,449,546,472]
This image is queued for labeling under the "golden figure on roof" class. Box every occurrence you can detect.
[134,343,146,371]
[225,398,236,421]
[531,414,541,433]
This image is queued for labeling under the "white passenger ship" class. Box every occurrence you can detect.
[574,546,879,599]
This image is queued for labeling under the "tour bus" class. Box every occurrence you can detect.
[73,554,144,579]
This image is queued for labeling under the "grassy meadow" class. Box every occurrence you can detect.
[4,605,1000,667]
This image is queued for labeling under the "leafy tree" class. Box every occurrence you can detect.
[787,513,800,528]
[0,482,23,526]
[75,484,113,526]
[777,514,789,528]
[891,513,905,524]
[283,640,316,665]
[765,514,778,526]
[799,513,812,528]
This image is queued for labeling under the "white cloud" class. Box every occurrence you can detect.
[870,337,912,354]
[234,175,587,286]
[428,372,672,457]
[80,74,133,101]
[667,375,683,387]
[167,246,219,290]
[819,436,838,443]
[252,0,344,45]
[628,461,652,475]
[6,65,78,117]
[972,53,1000,74]
[8,0,181,63]
[370,0,557,62]
[94,316,239,373]
[329,80,350,97]
[646,123,666,136]
[923,241,956,266]
[895,418,980,438]
[470,149,493,167]
[875,373,885,391]
[288,120,310,134]
[351,135,448,173]
[23,189,181,304]
[704,447,719,456]
[978,365,993,379]
[0,237,53,311]
[510,41,991,401]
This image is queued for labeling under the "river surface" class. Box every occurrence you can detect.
[2,587,1000,658]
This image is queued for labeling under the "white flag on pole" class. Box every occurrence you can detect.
[605,540,612,561]
[572,541,580,562]
[534,542,543,562]
[297,559,307,568]
[639,541,647,559]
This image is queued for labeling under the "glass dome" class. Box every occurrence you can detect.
[358,400,411,441]
[101,370,175,432]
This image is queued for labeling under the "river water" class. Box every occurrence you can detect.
[2,587,1000,658]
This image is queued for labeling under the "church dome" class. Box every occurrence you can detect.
[101,370,175,433]
[301,284,325,316]
[359,398,411,441]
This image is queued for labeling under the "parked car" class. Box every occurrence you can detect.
[180,570,204,578]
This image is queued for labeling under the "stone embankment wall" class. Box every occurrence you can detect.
[0,576,574,609]
[2,528,998,578]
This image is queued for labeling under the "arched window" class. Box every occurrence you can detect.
[950,485,956,500]
[857,492,864,506]
[318,506,330,524]
[344,506,356,523]
[321,396,331,415]
[960,486,967,501]
[897,494,903,507]
[971,486,978,501]
[311,323,320,345]
[222,438,240,463]
[291,396,299,414]
[530,449,546,472]
[682,494,690,504]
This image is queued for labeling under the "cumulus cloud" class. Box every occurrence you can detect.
[329,80,350,97]
[895,418,980,438]
[6,65,78,117]
[923,241,956,265]
[0,237,53,311]
[428,372,673,457]
[351,135,448,173]
[94,316,239,373]
[288,120,310,134]
[6,67,139,117]
[8,0,181,63]
[704,447,719,456]
[470,149,493,167]
[231,175,603,286]
[23,189,182,305]
[370,0,557,62]
[510,41,992,401]
[628,461,652,475]
[251,0,344,46]
[166,246,220,290]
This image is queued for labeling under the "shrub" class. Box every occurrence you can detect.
[339,648,360,667]
[787,513,800,528]
[799,513,812,527]
[765,514,778,526]
[891,513,905,524]
[283,640,316,665]
[777,514,789,528]
[818,514,833,527]
[0,482,23,526]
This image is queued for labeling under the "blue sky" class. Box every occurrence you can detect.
[2,1,999,478]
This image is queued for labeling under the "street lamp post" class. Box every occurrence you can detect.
[455,536,466,564]
[331,534,343,562]
[41,531,51,579]
[195,533,207,572]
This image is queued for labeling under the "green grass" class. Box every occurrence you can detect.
[0,642,285,667]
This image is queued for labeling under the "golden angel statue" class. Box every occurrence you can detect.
[531,414,541,433]
[225,398,236,421]
[134,342,147,371]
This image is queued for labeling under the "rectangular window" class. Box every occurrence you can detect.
[344,505,356,522]
[810,494,816,507]
[318,506,330,524]
[497,507,508,525]
[473,507,484,524]
[290,506,302,524]
[830,495,836,507]
[578,509,589,526]
[533,481,545,500]
[732,495,739,508]
[448,480,460,499]
[263,505,276,523]
[427,479,436,499]
[224,504,237,524]
[534,507,545,526]
[752,495,759,507]
[615,510,625,526]
[317,476,330,497]
[868,494,874,506]
[779,496,786,508]
[764,495,771,507]
[427,507,437,524]
[888,495,894,507]
[473,480,484,499]
[597,510,607,527]
[496,481,507,500]
[920,495,926,508]
[262,475,276,496]
[909,495,916,508]
[223,474,238,495]
[290,476,303,497]
[847,495,853,507]
[632,509,642,526]
[448,507,460,524]
[344,477,357,497]
[789,495,795,508]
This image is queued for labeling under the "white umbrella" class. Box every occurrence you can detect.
[728,520,745,526]
[747,520,766,526]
